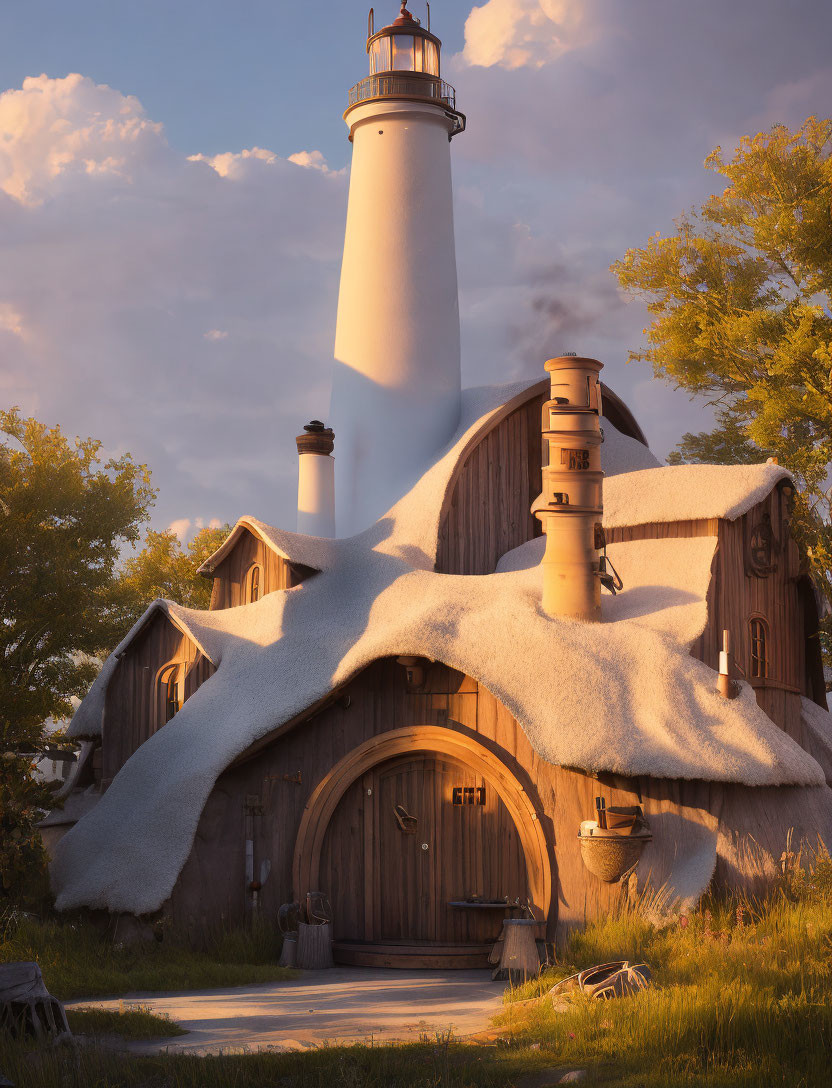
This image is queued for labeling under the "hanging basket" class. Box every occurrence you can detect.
[578,829,652,883]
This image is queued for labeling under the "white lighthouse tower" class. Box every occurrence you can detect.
[331,2,466,537]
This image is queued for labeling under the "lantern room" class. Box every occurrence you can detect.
[368,3,441,76]
[347,3,464,127]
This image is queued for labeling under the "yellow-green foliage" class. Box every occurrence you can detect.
[66,1002,186,1039]
[0,913,296,1000]
[612,117,832,659]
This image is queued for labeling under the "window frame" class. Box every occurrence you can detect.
[749,614,770,680]
[156,661,183,725]
[245,563,262,604]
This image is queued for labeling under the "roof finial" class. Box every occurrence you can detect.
[394,1,418,25]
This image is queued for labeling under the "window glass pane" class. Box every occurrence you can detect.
[370,37,391,73]
[391,34,415,70]
[423,40,439,75]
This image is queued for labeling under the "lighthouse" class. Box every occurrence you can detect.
[331,2,466,536]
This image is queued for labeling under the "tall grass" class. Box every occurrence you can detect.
[0,911,296,1000]
[497,852,832,1085]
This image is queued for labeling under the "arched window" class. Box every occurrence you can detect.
[749,616,769,679]
[245,564,261,604]
[157,663,182,724]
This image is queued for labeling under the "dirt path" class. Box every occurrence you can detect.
[66,967,506,1053]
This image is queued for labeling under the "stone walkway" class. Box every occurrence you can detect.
[66,967,506,1054]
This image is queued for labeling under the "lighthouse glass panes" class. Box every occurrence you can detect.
[369,34,439,75]
[369,36,391,73]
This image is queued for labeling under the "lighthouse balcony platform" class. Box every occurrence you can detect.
[347,72,457,111]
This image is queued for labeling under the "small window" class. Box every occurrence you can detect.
[749,616,769,679]
[158,663,182,723]
[245,564,261,604]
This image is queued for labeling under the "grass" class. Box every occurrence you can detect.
[2,853,832,1085]
[493,851,832,1086]
[0,1035,556,1088]
[0,912,297,1000]
[66,1001,187,1039]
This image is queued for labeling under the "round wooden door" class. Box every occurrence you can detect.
[320,752,529,945]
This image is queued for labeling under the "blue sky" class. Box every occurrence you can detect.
[2,0,831,537]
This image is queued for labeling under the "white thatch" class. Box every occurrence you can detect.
[52,382,824,915]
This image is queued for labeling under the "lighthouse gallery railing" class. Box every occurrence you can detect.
[348,74,457,111]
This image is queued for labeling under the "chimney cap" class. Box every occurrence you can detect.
[297,421,334,455]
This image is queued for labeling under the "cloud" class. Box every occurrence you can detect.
[288,150,341,174]
[460,0,593,69]
[0,302,26,339]
[0,73,165,206]
[188,145,277,177]
[167,518,191,541]
[0,73,346,532]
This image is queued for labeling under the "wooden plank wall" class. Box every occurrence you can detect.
[607,489,815,737]
[168,658,637,945]
[209,528,310,609]
[694,485,805,739]
[436,395,543,575]
[436,386,652,576]
[102,612,215,785]
[166,653,832,947]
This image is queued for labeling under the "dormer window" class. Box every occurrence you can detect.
[157,663,182,724]
[246,564,262,604]
[749,616,769,679]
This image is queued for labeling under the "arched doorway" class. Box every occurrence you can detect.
[293,726,552,966]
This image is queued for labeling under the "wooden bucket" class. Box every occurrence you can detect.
[578,830,651,883]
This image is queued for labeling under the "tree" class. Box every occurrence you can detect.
[0,409,155,902]
[612,117,832,672]
[113,523,232,628]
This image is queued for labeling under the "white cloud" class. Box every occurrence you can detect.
[0,302,26,339]
[0,73,165,205]
[0,74,346,532]
[188,145,276,178]
[288,149,339,173]
[167,518,191,541]
[461,0,592,69]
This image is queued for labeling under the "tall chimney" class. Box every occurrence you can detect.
[532,356,605,622]
[330,3,466,537]
[296,421,335,538]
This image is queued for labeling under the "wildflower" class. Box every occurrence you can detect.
[679,915,689,929]
[736,905,745,929]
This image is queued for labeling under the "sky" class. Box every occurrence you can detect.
[2,0,831,541]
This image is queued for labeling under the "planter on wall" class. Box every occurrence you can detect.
[578,828,652,883]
